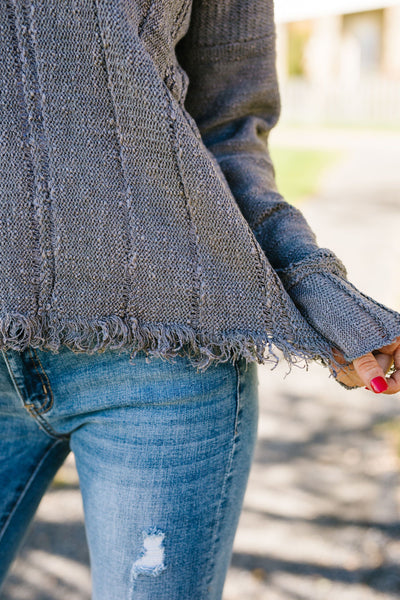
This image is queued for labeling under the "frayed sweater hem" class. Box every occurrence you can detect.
[0,311,336,373]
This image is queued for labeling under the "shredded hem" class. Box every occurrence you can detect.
[0,311,340,373]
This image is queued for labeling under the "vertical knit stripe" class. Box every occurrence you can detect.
[31,0,130,319]
[165,91,203,331]
[94,0,198,325]
[93,0,138,323]
[171,0,192,41]
[174,106,269,335]
[0,1,37,316]
[11,0,55,315]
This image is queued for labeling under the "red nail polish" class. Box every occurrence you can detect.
[370,377,388,393]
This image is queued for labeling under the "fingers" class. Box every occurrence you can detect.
[370,352,393,376]
[330,347,361,387]
[353,353,388,392]
[333,368,362,389]
[394,344,400,371]
[331,346,400,394]
[354,352,400,394]
[385,369,400,394]
[333,352,397,393]
[384,344,400,394]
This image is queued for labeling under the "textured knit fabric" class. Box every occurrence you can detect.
[1,0,400,372]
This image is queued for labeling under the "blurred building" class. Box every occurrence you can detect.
[274,1,400,124]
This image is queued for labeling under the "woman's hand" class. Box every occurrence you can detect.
[332,336,400,394]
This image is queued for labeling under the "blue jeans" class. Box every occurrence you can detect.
[0,345,259,599]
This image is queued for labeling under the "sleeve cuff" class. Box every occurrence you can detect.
[287,270,400,363]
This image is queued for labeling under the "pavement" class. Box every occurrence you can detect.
[2,127,400,600]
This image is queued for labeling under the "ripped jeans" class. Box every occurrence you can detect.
[0,345,259,599]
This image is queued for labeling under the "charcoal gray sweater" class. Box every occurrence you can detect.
[1,0,399,371]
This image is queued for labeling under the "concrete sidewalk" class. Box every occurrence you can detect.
[2,128,400,600]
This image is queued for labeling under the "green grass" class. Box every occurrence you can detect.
[269,146,342,206]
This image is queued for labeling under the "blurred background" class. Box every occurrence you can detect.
[2,1,400,599]
[275,0,400,127]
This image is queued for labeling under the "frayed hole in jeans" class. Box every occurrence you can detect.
[130,528,166,580]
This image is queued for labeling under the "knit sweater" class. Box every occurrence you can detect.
[1,0,400,372]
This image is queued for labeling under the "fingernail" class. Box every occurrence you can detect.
[370,377,388,393]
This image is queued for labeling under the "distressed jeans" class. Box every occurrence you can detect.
[0,345,259,599]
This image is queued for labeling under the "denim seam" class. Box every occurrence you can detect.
[1,349,63,438]
[0,438,67,544]
[29,347,54,413]
[1,349,28,410]
[204,361,241,594]
[234,359,243,437]
[24,405,69,440]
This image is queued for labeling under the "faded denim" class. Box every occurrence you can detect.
[0,345,259,599]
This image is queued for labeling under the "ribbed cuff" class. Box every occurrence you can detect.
[288,270,400,363]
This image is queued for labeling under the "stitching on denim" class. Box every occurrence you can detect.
[1,348,63,438]
[1,349,28,409]
[0,438,68,544]
[25,405,69,440]
[29,347,54,414]
[233,359,242,437]
[205,362,241,592]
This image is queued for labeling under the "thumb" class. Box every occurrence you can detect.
[353,353,388,393]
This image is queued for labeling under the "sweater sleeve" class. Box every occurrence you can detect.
[175,0,400,364]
